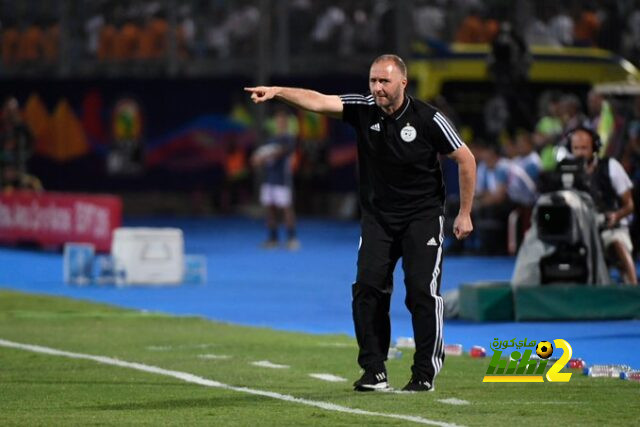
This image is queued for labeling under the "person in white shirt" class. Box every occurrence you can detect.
[568,126,637,284]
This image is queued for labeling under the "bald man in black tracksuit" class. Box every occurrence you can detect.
[245,54,476,392]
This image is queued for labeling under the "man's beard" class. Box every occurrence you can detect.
[374,93,398,108]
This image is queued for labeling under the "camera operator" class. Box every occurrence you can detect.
[568,126,636,284]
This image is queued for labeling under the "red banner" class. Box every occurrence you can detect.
[0,191,122,252]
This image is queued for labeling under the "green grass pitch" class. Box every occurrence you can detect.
[0,289,638,426]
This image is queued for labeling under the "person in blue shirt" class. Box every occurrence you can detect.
[474,142,516,254]
[514,130,541,185]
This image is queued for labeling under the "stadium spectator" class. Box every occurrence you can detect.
[251,108,300,250]
[376,1,398,53]
[205,3,232,57]
[413,0,445,42]
[176,4,196,59]
[596,1,622,53]
[535,93,586,173]
[548,5,574,46]
[204,2,259,58]
[513,130,541,186]
[622,95,640,260]
[245,54,476,392]
[627,4,640,65]
[345,0,378,55]
[489,21,530,89]
[568,126,636,284]
[484,21,534,141]
[0,97,39,192]
[623,96,640,180]
[534,91,564,168]
[455,6,488,43]
[559,93,587,132]
[84,4,106,58]
[586,90,627,159]
[473,142,513,254]
[227,3,260,56]
[587,90,605,126]
[310,4,349,53]
[289,0,315,55]
[525,9,558,46]
[487,21,533,135]
[509,131,541,250]
[573,4,600,47]
[294,124,330,216]
[220,137,251,214]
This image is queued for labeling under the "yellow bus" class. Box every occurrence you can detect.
[407,43,639,136]
[408,43,639,101]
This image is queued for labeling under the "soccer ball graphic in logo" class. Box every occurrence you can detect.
[536,341,553,359]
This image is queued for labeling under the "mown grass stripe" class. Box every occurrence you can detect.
[309,373,347,382]
[0,338,463,427]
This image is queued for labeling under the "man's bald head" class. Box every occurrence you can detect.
[371,54,407,77]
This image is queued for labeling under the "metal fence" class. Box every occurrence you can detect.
[3,0,632,80]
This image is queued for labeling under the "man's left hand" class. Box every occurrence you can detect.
[453,213,473,240]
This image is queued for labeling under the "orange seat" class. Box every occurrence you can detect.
[1,27,20,65]
[17,25,44,62]
[42,23,60,63]
[138,17,168,60]
[97,24,117,61]
[114,22,141,61]
[455,16,488,44]
[574,11,600,46]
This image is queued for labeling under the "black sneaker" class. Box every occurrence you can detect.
[353,370,389,391]
[402,377,434,392]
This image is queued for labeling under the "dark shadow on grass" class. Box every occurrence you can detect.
[85,395,269,411]
[2,380,193,387]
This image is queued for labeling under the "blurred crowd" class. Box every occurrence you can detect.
[1,0,639,266]
[1,0,640,70]
[454,89,640,264]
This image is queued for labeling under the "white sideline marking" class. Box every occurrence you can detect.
[309,373,347,382]
[484,401,587,405]
[0,338,462,427]
[438,398,470,406]
[198,354,231,360]
[146,344,213,351]
[251,360,290,369]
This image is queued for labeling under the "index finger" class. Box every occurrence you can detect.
[244,87,259,92]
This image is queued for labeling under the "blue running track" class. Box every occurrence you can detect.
[1,217,639,368]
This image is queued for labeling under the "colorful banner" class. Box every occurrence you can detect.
[2,76,362,193]
[0,191,122,252]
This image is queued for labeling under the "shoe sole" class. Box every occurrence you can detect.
[354,381,390,392]
[398,387,435,393]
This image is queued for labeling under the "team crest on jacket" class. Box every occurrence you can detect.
[400,123,416,142]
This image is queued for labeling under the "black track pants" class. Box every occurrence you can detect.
[352,213,445,382]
